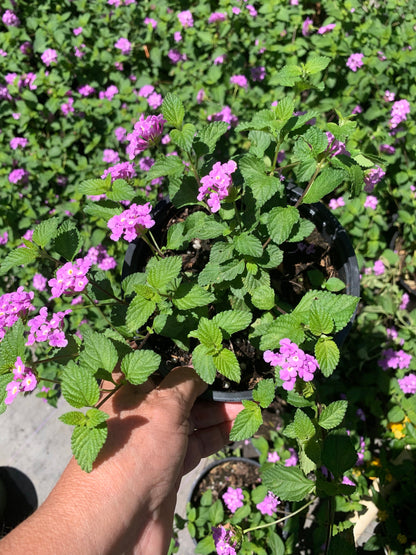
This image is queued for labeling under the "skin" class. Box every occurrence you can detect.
[0,367,243,555]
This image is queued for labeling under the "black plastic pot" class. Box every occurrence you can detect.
[122,187,360,402]
[0,467,38,538]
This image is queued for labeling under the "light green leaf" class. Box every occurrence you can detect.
[61,362,100,408]
[84,200,121,221]
[32,217,60,248]
[147,255,182,290]
[85,408,110,428]
[248,130,272,157]
[71,423,107,473]
[121,350,161,385]
[107,179,135,201]
[122,272,147,295]
[259,314,305,350]
[321,429,357,478]
[261,464,315,502]
[233,233,263,258]
[304,56,331,75]
[190,318,223,350]
[53,221,82,261]
[170,123,195,152]
[126,295,156,332]
[147,156,185,180]
[302,168,345,204]
[192,344,217,384]
[275,97,295,122]
[59,411,86,426]
[162,93,185,128]
[0,319,26,373]
[253,379,275,408]
[270,65,302,87]
[315,337,340,377]
[303,127,328,155]
[251,285,275,310]
[294,409,316,441]
[78,332,118,374]
[218,259,245,282]
[229,400,263,441]
[0,245,39,276]
[319,400,348,430]
[213,348,241,382]
[172,282,215,310]
[77,176,111,196]
[309,305,334,335]
[212,310,252,335]
[197,121,229,154]
[267,206,300,244]
[324,277,346,292]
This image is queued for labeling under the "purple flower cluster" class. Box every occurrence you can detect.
[78,84,95,97]
[250,66,266,82]
[85,245,117,271]
[378,348,412,371]
[0,231,8,245]
[256,491,280,516]
[284,447,298,466]
[0,287,35,340]
[107,202,155,241]
[400,293,410,311]
[380,144,395,155]
[10,137,28,150]
[168,49,187,64]
[101,161,136,182]
[230,75,248,89]
[144,17,157,29]
[364,195,378,210]
[207,106,238,129]
[302,17,313,36]
[208,12,227,24]
[33,273,47,291]
[178,10,193,27]
[346,53,364,72]
[264,338,319,391]
[222,486,244,513]
[99,85,119,101]
[41,48,58,66]
[48,259,91,299]
[197,160,237,213]
[9,168,29,184]
[26,307,72,348]
[328,196,345,210]
[115,37,132,55]
[389,99,411,129]
[126,114,165,159]
[373,259,385,275]
[102,149,120,164]
[2,10,20,27]
[398,374,416,394]
[5,357,37,405]
[212,526,237,555]
[325,132,350,157]
[318,23,336,34]
[364,166,385,192]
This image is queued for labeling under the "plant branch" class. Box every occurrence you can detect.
[95,382,124,410]
[294,161,325,208]
[243,498,314,534]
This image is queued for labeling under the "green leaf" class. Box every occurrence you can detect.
[61,362,100,408]
[197,121,229,154]
[59,411,86,426]
[268,530,285,555]
[229,400,263,441]
[253,379,275,408]
[147,256,182,290]
[0,320,26,373]
[121,350,161,385]
[162,93,185,128]
[85,408,110,428]
[218,259,245,282]
[126,295,156,331]
[248,130,272,157]
[275,97,295,122]
[53,221,82,261]
[304,56,331,75]
[309,305,334,335]
[192,344,217,384]
[261,464,315,502]
[321,429,357,478]
[107,179,135,202]
[77,176,111,196]
[270,65,302,87]
[302,168,345,204]
[32,217,60,248]
[71,423,107,473]
[172,282,215,310]
[213,348,241,382]
[78,332,118,374]
[122,272,147,295]
[0,373,13,414]
[303,127,328,155]
[251,285,275,310]
[315,337,340,377]
[170,123,195,152]
[147,156,185,180]
[195,535,215,554]
[212,310,252,335]
[209,499,224,525]
[84,200,121,221]
[267,206,300,244]
[319,401,348,430]
[190,318,223,350]
[324,277,346,292]
[294,409,316,441]
[259,314,305,351]
[0,245,39,276]
[233,233,263,258]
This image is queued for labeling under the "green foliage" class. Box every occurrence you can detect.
[261,464,315,502]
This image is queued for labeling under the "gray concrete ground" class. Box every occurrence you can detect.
[0,390,210,553]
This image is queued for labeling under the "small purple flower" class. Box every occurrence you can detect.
[222,487,244,513]
[102,149,120,164]
[138,85,155,98]
[168,49,187,64]
[144,17,157,29]
[400,293,410,311]
[302,17,313,37]
[380,144,395,155]
[351,105,363,115]
[373,260,385,276]
[398,374,416,394]
[318,23,336,34]
[197,160,237,213]
[9,168,29,185]
[207,106,238,128]
[174,31,182,42]
[147,92,163,110]
[284,448,298,467]
[73,27,83,35]
[178,10,193,27]
[250,66,266,82]
[33,273,47,292]
[209,12,227,24]
[267,451,280,463]
[246,4,257,17]
[196,89,205,104]
[256,492,280,515]
[389,99,410,129]
[230,75,248,89]
[325,132,350,157]
[0,232,8,246]
[364,166,385,192]
[101,161,136,182]
[115,37,132,55]
[41,48,58,66]
[384,90,395,102]
[107,203,155,242]
[329,196,345,210]
[100,85,119,101]
[364,195,378,210]
[342,476,355,486]
[2,10,20,27]
[10,137,28,150]
[78,84,95,97]
[346,53,364,72]
[212,526,237,555]
[214,55,226,65]
[126,114,166,159]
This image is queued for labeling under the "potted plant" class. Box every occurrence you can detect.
[0,92,374,476]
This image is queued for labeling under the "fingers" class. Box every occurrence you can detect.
[190,400,244,430]
[155,366,208,409]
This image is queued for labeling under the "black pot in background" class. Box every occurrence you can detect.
[122,187,360,402]
[0,467,38,538]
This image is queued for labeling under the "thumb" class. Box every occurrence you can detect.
[156,366,208,415]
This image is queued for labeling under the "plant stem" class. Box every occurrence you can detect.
[243,498,314,534]
[185,151,201,186]
[148,230,165,257]
[141,232,164,258]
[294,161,325,208]
[269,140,282,175]
[324,496,335,555]
[95,382,124,410]
[88,279,125,304]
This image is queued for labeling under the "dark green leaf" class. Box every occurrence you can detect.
[32,217,60,248]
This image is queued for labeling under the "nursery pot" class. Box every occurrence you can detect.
[122,187,360,402]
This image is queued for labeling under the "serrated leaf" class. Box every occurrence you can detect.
[267,206,300,244]
[275,97,295,122]
[84,200,121,221]
[213,348,241,382]
[304,56,331,75]
[0,319,26,373]
[78,332,118,374]
[251,285,275,310]
[172,282,215,310]
[248,130,271,157]
[261,464,315,502]
[197,262,221,286]
[197,121,229,154]
[147,255,182,290]
[191,318,222,350]
[253,379,275,408]
[0,373,13,414]
[212,310,252,335]
[59,411,86,426]
[162,93,185,128]
[126,295,156,331]
[121,350,161,385]
[122,272,147,295]
[294,290,359,332]
[270,65,302,87]
[77,176,111,196]
[319,400,348,430]
[191,344,217,384]
[309,305,334,335]
[303,127,328,155]
[71,423,107,473]
[170,123,195,152]
[294,158,317,182]
[352,154,375,168]
[287,218,315,242]
[61,362,100,408]
[53,221,82,261]
[0,246,39,276]
[147,156,184,180]
[107,179,135,202]
[347,164,364,197]
[302,168,345,204]
[166,222,187,250]
[282,422,297,438]
[229,400,263,441]
[218,259,245,282]
[32,217,60,248]
[315,337,340,377]
[259,314,305,350]
[294,409,316,440]
[86,408,110,428]
[234,233,263,258]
